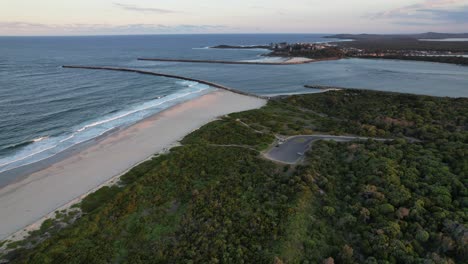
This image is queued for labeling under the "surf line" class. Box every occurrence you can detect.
[62,65,269,100]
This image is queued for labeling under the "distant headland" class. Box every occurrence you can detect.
[325,32,468,66]
[208,34,468,66]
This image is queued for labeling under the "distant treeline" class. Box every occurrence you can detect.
[211,45,272,50]
[356,55,468,66]
[336,39,468,53]
[327,32,468,40]
[269,47,344,59]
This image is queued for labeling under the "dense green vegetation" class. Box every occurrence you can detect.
[3,90,467,263]
[327,33,468,41]
[328,33,468,65]
[338,39,468,53]
[332,38,468,53]
[284,140,467,263]
[355,55,468,66]
[181,118,274,150]
[234,90,467,141]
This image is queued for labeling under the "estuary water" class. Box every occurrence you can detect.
[0,34,467,186]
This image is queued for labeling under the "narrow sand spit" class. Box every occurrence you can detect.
[284,57,315,63]
[0,90,266,241]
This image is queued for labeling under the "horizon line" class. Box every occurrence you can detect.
[1,31,467,38]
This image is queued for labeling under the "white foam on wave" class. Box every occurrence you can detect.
[0,144,58,168]
[33,136,49,142]
[0,82,212,174]
[177,80,200,88]
[0,127,119,176]
[59,134,75,143]
[75,82,209,134]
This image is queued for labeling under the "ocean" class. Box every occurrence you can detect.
[0,34,467,186]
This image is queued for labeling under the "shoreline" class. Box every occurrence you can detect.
[0,87,215,189]
[136,57,339,65]
[0,147,165,245]
[0,89,266,241]
[0,126,124,190]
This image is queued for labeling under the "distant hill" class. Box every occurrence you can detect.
[327,32,468,40]
[328,32,468,52]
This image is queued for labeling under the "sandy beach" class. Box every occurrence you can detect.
[137,57,318,65]
[0,90,266,241]
[284,57,315,63]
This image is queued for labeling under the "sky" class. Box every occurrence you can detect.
[0,0,467,35]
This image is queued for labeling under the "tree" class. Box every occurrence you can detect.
[416,229,430,242]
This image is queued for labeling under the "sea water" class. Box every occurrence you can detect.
[0,34,467,186]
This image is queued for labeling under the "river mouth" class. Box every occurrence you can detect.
[1,34,468,188]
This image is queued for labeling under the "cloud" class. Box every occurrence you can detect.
[111,24,228,33]
[369,0,468,24]
[113,3,176,14]
[0,21,55,30]
[421,6,468,22]
[0,22,230,35]
[373,0,465,17]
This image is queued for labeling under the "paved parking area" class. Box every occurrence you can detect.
[264,135,383,164]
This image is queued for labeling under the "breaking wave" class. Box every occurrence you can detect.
[0,81,212,174]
